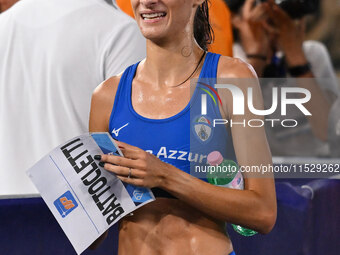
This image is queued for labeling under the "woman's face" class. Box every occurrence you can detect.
[131,0,203,43]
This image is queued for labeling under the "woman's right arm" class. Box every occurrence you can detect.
[89,76,121,132]
[88,75,120,249]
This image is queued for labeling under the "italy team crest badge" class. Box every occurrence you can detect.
[193,116,213,143]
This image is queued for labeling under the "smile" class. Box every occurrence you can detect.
[141,12,167,20]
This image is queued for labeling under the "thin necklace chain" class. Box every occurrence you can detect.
[171,51,206,88]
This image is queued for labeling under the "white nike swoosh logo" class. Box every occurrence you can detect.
[112,123,129,137]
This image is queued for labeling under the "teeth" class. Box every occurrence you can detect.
[142,13,166,19]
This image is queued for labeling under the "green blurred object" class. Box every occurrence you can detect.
[206,159,238,185]
[232,223,258,237]
[207,151,257,237]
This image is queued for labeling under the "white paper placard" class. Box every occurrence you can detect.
[27,133,154,254]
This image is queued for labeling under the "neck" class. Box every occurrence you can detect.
[141,37,205,89]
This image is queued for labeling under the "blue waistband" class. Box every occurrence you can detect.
[229,252,236,255]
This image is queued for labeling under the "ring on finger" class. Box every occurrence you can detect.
[128,168,132,178]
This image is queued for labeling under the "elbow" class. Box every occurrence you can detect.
[256,206,277,234]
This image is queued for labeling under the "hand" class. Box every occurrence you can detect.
[97,141,170,188]
[266,0,307,66]
[233,0,271,56]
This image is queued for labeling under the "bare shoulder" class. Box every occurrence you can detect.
[217,56,258,79]
[92,74,122,103]
[216,55,261,92]
[89,74,123,132]
[215,56,262,120]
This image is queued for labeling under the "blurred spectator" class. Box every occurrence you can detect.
[231,0,339,97]
[0,0,18,13]
[116,0,234,56]
[0,0,146,195]
[227,0,339,157]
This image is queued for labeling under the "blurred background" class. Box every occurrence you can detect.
[1,0,340,75]
[305,0,340,76]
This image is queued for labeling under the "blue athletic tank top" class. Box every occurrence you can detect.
[109,52,237,187]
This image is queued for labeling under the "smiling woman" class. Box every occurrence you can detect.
[89,0,276,254]
[116,0,234,56]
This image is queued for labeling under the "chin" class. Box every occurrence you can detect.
[139,27,168,42]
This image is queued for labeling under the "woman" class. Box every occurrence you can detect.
[89,0,277,254]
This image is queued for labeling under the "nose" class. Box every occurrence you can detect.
[139,0,159,8]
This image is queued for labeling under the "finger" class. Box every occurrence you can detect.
[231,15,242,29]
[265,3,277,21]
[116,175,145,187]
[119,147,143,160]
[265,0,284,25]
[270,2,290,21]
[266,9,282,28]
[104,164,145,178]
[100,154,140,169]
[262,20,279,35]
[250,3,269,22]
[243,0,256,18]
[116,141,142,159]
[115,140,139,151]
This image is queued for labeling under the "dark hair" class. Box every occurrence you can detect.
[224,0,245,13]
[194,0,214,51]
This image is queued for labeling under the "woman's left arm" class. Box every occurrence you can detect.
[99,58,277,234]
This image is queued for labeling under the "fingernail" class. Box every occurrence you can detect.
[94,155,101,160]
[99,162,105,167]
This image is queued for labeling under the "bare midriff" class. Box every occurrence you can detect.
[118,198,233,255]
